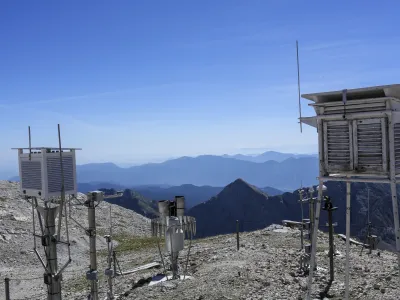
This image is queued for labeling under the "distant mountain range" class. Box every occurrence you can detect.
[77,181,283,210]
[5,151,318,191]
[222,151,318,163]
[75,155,318,191]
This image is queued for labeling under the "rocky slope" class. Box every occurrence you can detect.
[1,180,400,299]
[83,225,399,300]
[0,180,151,300]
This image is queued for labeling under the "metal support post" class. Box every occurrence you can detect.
[345,182,351,299]
[4,278,10,300]
[38,205,62,300]
[236,220,240,251]
[306,181,323,299]
[323,196,337,282]
[388,114,400,278]
[299,189,304,250]
[104,235,114,300]
[309,188,315,245]
[171,251,179,279]
[306,118,324,299]
[86,197,98,300]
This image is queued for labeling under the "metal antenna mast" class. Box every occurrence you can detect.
[296,40,303,133]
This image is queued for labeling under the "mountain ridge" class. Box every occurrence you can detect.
[75,156,318,190]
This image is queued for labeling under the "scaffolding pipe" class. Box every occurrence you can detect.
[387,114,400,280]
[345,182,351,299]
[87,197,98,300]
[306,118,324,299]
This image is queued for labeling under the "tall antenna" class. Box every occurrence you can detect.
[367,187,370,224]
[296,40,303,133]
[28,126,32,161]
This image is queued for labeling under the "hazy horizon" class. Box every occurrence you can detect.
[1,149,318,179]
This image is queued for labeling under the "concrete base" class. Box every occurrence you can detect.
[148,274,193,286]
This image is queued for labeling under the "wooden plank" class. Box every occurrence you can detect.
[337,234,368,247]
[117,262,161,276]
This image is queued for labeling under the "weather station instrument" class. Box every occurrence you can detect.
[298,83,400,299]
[12,125,81,300]
[150,196,196,285]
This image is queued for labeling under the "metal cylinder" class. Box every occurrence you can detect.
[165,217,184,252]
[158,200,170,218]
[175,196,185,218]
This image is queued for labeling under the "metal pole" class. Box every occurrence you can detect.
[104,236,114,300]
[41,205,62,300]
[309,188,315,245]
[306,117,324,299]
[57,124,66,241]
[299,189,304,250]
[296,40,303,133]
[345,182,351,300]
[87,196,98,300]
[327,200,334,282]
[113,251,117,278]
[388,114,400,278]
[236,220,239,251]
[5,278,10,300]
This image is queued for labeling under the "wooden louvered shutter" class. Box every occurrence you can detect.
[353,119,387,173]
[324,120,353,172]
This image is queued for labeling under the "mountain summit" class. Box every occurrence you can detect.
[188,178,295,237]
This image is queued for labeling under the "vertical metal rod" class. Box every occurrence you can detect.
[32,197,37,250]
[43,205,61,300]
[57,124,66,241]
[113,251,117,278]
[299,190,304,250]
[87,197,98,300]
[327,201,334,282]
[387,114,400,281]
[236,220,240,251]
[345,182,351,300]
[64,195,71,261]
[309,188,315,245]
[4,278,10,300]
[183,232,193,280]
[105,236,114,300]
[28,126,32,161]
[296,40,303,133]
[306,118,325,298]
[367,188,370,224]
[306,181,323,299]
[157,235,167,275]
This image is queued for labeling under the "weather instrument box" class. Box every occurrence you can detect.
[15,147,79,201]
[300,84,400,178]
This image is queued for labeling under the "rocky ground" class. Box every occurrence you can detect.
[0,180,150,299]
[1,180,400,299]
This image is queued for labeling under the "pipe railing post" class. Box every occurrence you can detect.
[236,220,239,251]
[5,278,10,300]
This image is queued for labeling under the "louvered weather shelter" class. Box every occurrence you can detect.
[300,84,400,299]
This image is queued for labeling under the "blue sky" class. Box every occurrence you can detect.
[1,0,399,175]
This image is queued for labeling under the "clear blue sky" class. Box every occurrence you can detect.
[1,0,399,175]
